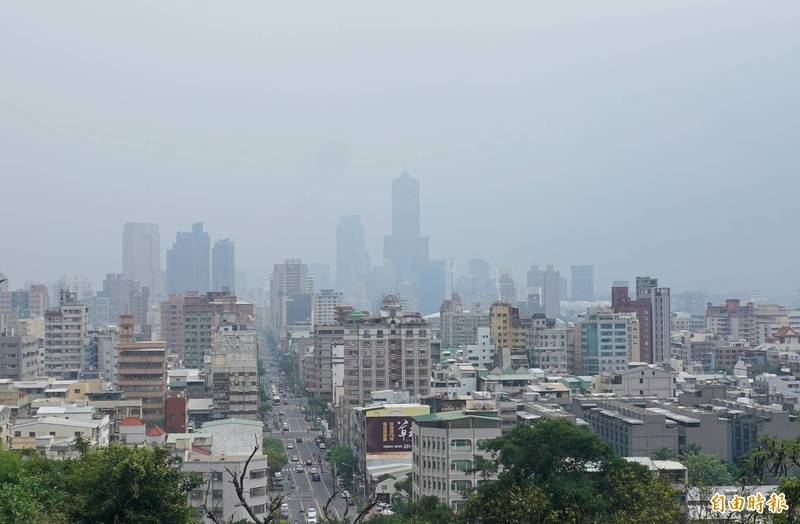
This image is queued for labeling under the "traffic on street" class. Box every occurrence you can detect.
[260,355,351,524]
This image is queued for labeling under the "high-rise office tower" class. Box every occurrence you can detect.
[44,291,88,378]
[212,239,236,293]
[122,223,161,296]
[383,172,429,284]
[336,216,370,299]
[309,264,332,291]
[496,268,517,303]
[166,223,210,294]
[571,265,595,301]
[527,265,561,318]
[269,259,309,334]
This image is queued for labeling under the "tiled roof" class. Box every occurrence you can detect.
[119,416,145,426]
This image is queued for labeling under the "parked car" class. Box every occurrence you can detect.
[296,437,303,443]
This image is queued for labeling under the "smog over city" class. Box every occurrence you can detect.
[1,2,800,523]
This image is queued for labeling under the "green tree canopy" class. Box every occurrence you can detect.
[263,437,288,474]
[461,419,679,524]
[328,446,357,487]
[0,444,199,524]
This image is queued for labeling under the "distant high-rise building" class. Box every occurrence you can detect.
[527,265,561,318]
[100,273,139,323]
[123,223,161,296]
[336,216,371,303]
[166,223,210,295]
[55,275,94,305]
[309,264,332,291]
[212,238,236,293]
[496,268,517,304]
[269,259,309,334]
[383,172,429,284]
[571,265,594,301]
[580,308,640,375]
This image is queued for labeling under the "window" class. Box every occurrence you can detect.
[451,480,472,491]
[450,439,471,451]
[451,459,472,472]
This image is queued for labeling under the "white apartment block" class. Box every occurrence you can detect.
[461,327,495,367]
[44,291,88,378]
[311,289,343,326]
[596,365,676,398]
[183,419,269,523]
[412,411,502,513]
[208,326,259,420]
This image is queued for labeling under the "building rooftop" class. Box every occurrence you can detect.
[414,410,500,423]
[119,416,146,426]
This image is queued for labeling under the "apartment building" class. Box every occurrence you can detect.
[706,299,758,346]
[0,334,40,380]
[529,325,572,373]
[596,365,676,398]
[575,398,678,457]
[440,295,489,348]
[207,324,259,420]
[116,316,167,427]
[488,302,529,369]
[412,410,502,512]
[311,289,343,326]
[44,291,88,379]
[580,309,639,375]
[183,419,268,523]
[341,295,431,408]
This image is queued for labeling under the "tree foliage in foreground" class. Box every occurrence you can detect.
[0,444,199,524]
[460,419,680,524]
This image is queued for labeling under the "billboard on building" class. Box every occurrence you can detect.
[365,405,430,454]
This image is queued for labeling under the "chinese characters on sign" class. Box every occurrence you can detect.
[366,416,414,453]
[710,492,788,515]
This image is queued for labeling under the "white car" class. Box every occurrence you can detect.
[292,455,299,462]
[307,508,317,519]
[287,443,295,449]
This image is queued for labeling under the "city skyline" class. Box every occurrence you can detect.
[2,2,799,300]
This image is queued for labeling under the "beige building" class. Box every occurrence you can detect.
[116,315,167,427]
[207,324,259,420]
[489,302,529,369]
[412,410,502,512]
[341,296,431,408]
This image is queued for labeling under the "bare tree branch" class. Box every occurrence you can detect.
[201,474,225,524]
[353,500,378,524]
[224,441,263,524]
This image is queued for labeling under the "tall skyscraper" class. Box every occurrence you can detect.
[166,223,210,294]
[122,223,161,296]
[212,238,236,293]
[571,265,595,301]
[527,265,561,318]
[269,259,310,334]
[383,172,429,284]
[336,216,371,303]
[495,267,517,304]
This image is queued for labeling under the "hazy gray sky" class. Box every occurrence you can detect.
[1,1,798,299]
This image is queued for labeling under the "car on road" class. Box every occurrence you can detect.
[307,517,317,524]
[341,490,350,499]
[310,470,320,481]
[305,459,312,466]
[287,443,294,449]
[295,465,303,473]
[292,455,299,462]
[318,442,326,449]
[296,437,303,443]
